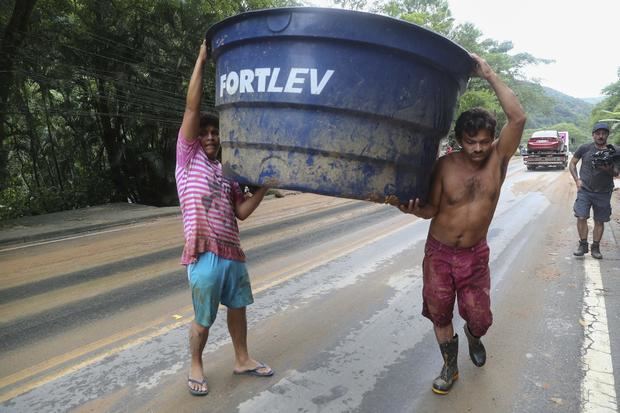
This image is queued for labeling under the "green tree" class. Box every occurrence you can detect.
[591,67,620,144]
[0,0,38,189]
[333,0,368,10]
[377,0,454,35]
[0,0,295,219]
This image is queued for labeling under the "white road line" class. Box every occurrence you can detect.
[581,258,617,412]
[0,223,149,253]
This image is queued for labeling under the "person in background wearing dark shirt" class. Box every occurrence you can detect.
[569,121,619,259]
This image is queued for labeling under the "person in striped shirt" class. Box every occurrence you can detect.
[176,40,273,397]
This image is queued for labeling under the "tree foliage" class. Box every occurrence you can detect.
[376,0,454,35]
[527,87,592,132]
[0,0,293,219]
[591,67,620,144]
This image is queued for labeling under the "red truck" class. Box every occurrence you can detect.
[523,130,569,170]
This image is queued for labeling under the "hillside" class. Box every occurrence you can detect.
[581,96,604,105]
[526,86,593,130]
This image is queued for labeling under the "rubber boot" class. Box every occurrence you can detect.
[432,334,459,395]
[573,240,588,256]
[591,242,603,259]
[463,324,486,367]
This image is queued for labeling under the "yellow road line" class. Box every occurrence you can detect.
[0,317,190,403]
[0,307,194,391]
[0,215,415,402]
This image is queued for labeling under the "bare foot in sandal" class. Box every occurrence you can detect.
[233,360,274,377]
[187,377,209,396]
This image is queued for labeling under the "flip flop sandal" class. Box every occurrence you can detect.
[233,362,274,377]
[187,377,209,396]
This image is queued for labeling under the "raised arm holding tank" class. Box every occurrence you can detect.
[176,40,273,397]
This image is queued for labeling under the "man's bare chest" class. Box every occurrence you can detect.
[443,172,501,206]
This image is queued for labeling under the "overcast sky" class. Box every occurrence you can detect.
[447,0,619,98]
[304,0,619,98]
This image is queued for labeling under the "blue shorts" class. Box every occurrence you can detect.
[187,252,254,328]
[573,189,612,222]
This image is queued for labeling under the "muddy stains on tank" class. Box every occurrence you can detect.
[221,108,442,205]
[208,7,472,204]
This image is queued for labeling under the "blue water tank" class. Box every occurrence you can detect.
[206,7,472,203]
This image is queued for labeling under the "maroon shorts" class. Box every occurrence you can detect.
[422,235,492,337]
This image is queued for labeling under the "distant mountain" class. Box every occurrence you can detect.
[580,96,604,105]
[526,86,593,129]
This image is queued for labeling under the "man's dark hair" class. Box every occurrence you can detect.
[454,108,496,143]
[199,112,219,129]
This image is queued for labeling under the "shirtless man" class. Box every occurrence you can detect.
[400,54,526,394]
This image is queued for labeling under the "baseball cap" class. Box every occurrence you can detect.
[592,122,610,133]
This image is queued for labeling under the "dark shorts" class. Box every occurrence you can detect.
[573,189,612,222]
[422,235,492,337]
[187,252,254,328]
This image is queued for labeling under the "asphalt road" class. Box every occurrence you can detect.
[1,159,619,412]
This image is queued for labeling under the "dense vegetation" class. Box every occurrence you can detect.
[522,86,593,146]
[531,87,592,130]
[591,67,620,141]
[1,0,618,219]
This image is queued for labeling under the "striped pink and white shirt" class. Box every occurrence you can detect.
[175,130,245,265]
